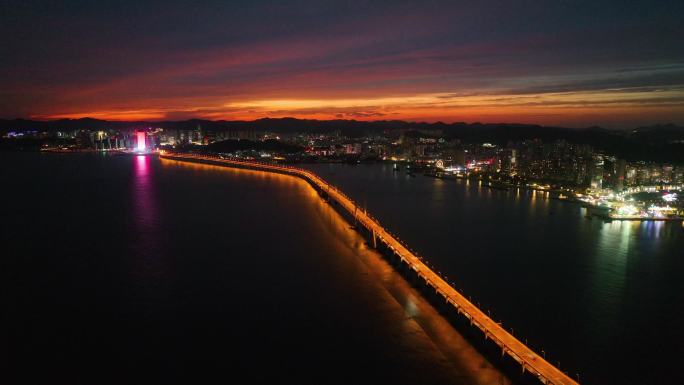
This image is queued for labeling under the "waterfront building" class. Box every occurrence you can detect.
[614,159,627,192]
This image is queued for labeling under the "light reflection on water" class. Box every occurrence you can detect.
[131,154,167,310]
[3,153,516,385]
[162,157,514,385]
[132,155,158,244]
[9,154,681,384]
[301,162,684,385]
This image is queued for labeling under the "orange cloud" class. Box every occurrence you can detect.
[36,87,684,128]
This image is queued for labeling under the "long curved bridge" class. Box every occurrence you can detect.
[160,152,579,385]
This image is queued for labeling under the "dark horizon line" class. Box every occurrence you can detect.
[2,116,683,131]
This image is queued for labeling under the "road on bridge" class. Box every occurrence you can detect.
[161,152,579,385]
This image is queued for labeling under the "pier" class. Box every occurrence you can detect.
[160,152,579,385]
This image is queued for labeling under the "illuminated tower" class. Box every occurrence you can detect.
[136,131,146,151]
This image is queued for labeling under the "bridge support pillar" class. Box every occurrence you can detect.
[372,229,378,248]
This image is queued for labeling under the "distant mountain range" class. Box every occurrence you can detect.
[2,118,683,162]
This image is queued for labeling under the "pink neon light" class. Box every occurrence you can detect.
[136,131,146,151]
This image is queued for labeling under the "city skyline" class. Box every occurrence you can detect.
[2,0,683,127]
[5,3,684,385]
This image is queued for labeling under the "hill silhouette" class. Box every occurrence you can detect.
[2,118,683,162]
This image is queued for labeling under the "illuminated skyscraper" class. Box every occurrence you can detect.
[614,159,626,192]
[136,131,146,151]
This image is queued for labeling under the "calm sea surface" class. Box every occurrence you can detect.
[2,153,683,385]
[2,153,508,385]
[303,162,684,385]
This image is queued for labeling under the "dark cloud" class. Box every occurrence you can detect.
[337,111,387,118]
[0,0,683,126]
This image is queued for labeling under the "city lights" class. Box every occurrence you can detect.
[136,131,146,152]
[4,2,684,385]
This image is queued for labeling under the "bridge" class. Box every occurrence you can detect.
[160,152,579,385]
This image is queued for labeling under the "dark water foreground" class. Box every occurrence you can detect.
[1,153,509,385]
[303,163,684,385]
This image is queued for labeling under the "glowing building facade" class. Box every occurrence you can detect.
[136,131,146,151]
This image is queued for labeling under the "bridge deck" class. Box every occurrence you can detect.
[161,153,579,385]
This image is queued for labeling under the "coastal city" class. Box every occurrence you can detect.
[5,1,684,384]
[4,121,683,221]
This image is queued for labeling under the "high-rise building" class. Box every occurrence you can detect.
[136,131,146,151]
[662,165,673,183]
[590,154,604,189]
[614,159,626,192]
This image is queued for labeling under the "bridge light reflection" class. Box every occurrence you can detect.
[160,153,579,385]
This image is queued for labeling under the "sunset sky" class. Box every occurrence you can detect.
[1,0,683,127]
